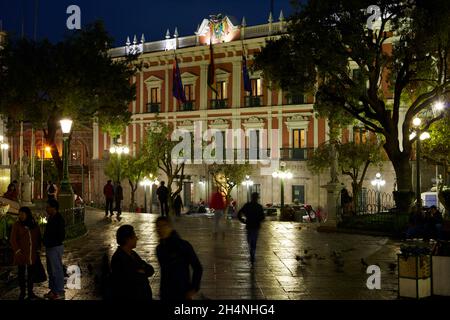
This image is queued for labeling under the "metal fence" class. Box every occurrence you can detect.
[357,189,395,214]
[61,206,87,239]
[337,189,408,234]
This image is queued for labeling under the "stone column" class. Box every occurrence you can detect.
[317,182,342,232]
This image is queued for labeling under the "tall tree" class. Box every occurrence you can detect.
[308,141,384,212]
[123,146,158,211]
[144,121,185,213]
[422,116,450,212]
[0,21,137,179]
[422,116,450,188]
[254,0,450,211]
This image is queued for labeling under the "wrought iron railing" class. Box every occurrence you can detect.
[210,99,228,109]
[180,101,195,111]
[280,148,314,161]
[244,96,263,107]
[146,103,161,113]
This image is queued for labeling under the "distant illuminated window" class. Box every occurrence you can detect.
[184,84,194,101]
[215,81,227,100]
[150,87,160,103]
[249,79,262,96]
[353,127,367,144]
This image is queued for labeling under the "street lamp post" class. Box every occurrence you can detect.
[272,163,293,210]
[140,175,159,213]
[60,119,73,193]
[109,138,129,182]
[371,173,386,213]
[410,117,431,209]
[241,175,254,203]
[59,119,74,210]
[140,178,150,213]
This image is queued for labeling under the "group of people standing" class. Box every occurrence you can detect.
[406,205,445,240]
[103,180,123,220]
[10,199,66,300]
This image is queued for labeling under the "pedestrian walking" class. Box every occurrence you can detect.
[114,181,123,220]
[238,192,265,265]
[103,180,114,217]
[156,217,202,301]
[209,188,226,239]
[174,194,183,217]
[156,181,169,217]
[110,225,154,300]
[10,207,41,300]
[43,199,66,300]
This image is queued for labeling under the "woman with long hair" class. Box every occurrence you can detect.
[10,206,42,300]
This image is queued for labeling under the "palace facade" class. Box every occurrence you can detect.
[91,12,401,209]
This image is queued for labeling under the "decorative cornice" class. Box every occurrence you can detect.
[208,118,230,129]
[285,114,311,130]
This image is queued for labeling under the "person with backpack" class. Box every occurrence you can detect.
[238,192,265,265]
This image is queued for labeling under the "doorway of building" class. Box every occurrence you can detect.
[292,185,305,204]
[183,182,193,207]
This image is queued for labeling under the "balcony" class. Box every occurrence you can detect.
[210,99,228,109]
[180,101,195,111]
[177,148,314,162]
[146,103,161,113]
[280,148,313,161]
[245,96,263,107]
[286,95,306,105]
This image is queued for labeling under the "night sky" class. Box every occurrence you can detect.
[0,0,296,46]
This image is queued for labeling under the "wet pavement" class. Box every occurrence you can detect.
[0,208,402,300]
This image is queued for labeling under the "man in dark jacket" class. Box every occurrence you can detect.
[104,180,114,217]
[238,192,265,264]
[43,199,66,300]
[156,217,202,300]
[156,181,169,217]
[114,182,124,220]
[111,225,154,300]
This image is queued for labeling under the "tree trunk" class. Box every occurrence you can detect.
[129,179,136,212]
[386,147,414,212]
[351,180,359,214]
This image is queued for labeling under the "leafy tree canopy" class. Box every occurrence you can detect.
[0,21,137,176]
[254,0,450,194]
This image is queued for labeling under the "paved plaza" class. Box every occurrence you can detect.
[0,209,401,300]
